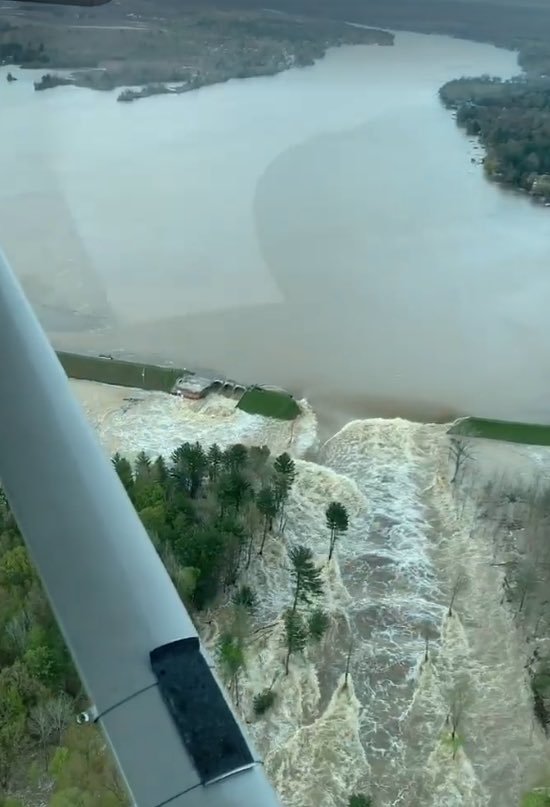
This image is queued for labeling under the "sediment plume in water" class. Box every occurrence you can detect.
[73,381,550,806]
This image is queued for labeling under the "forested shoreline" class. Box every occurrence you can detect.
[0,441,368,807]
[1,8,392,102]
[440,75,550,200]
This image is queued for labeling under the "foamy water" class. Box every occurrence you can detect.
[319,420,448,803]
[319,419,549,806]
[70,379,318,459]
[73,380,549,806]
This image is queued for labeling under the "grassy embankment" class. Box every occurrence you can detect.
[522,792,550,807]
[57,351,301,420]
[449,417,550,446]
[57,351,187,392]
[237,386,300,420]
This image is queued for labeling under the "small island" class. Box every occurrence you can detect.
[34,73,75,91]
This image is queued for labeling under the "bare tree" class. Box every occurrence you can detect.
[514,560,539,617]
[449,438,473,485]
[28,703,52,760]
[446,685,468,759]
[477,473,550,714]
[419,620,438,663]
[4,609,31,655]
[344,640,354,688]
[0,715,26,791]
[29,693,73,760]
[448,574,467,617]
[103,762,130,805]
[45,693,74,744]
[533,604,550,640]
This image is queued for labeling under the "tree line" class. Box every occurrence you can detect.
[0,40,48,67]
[0,487,127,806]
[111,442,349,710]
[440,75,550,197]
[0,440,355,805]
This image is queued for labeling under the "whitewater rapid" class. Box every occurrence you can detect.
[71,380,549,806]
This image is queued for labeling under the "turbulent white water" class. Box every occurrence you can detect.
[71,379,318,458]
[73,381,550,806]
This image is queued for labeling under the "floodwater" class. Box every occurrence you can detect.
[2,31,549,432]
[71,377,550,806]
[5,30,550,805]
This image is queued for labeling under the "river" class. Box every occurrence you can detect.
[2,31,549,435]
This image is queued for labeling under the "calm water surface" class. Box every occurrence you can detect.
[1,32,548,431]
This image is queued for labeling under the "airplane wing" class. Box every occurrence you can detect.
[0,250,281,807]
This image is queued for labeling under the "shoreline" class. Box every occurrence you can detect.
[439,76,550,204]
[5,21,547,440]
[1,7,393,102]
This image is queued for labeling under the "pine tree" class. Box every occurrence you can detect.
[273,452,296,529]
[274,452,296,484]
[220,520,246,589]
[207,444,223,481]
[326,501,349,561]
[256,487,278,555]
[133,451,161,512]
[231,585,257,614]
[223,443,248,473]
[134,451,152,481]
[308,609,329,642]
[289,545,323,613]
[216,633,245,706]
[253,688,277,717]
[170,442,208,498]
[283,609,308,675]
[111,453,134,496]
[153,455,168,487]
[349,795,372,807]
[218,472,251,515]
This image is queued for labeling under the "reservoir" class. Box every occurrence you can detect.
[0,31,546,432]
